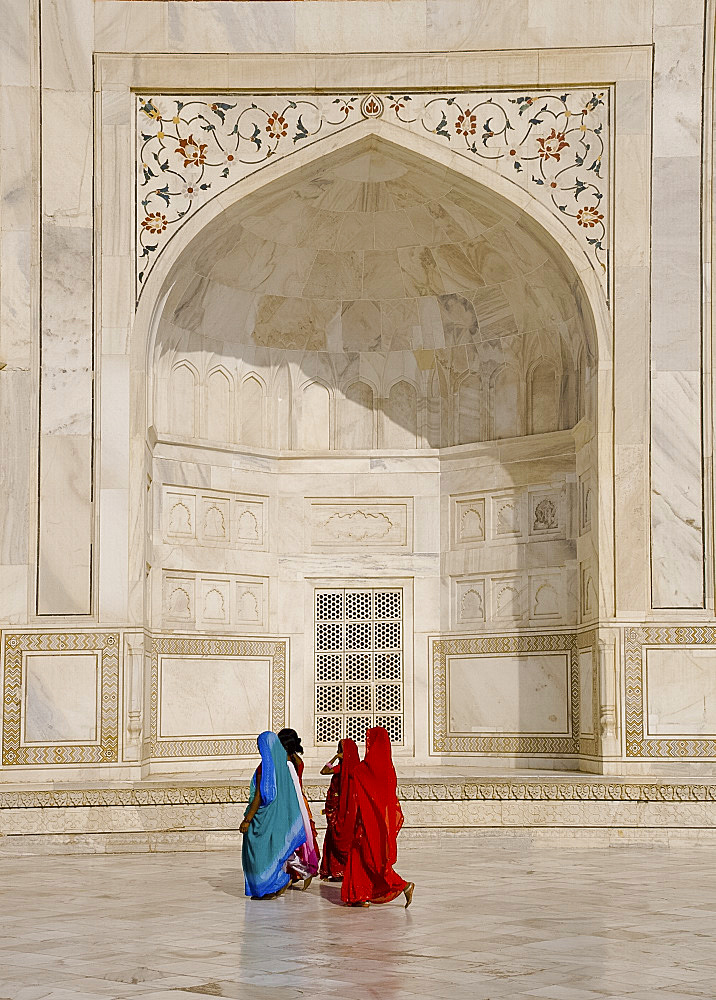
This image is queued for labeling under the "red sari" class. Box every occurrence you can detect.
[341,727,408,905]
[320,739,360,880]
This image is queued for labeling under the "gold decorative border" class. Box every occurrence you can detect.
[625,626,716,757]
[431,633,579,755]
[2,633,120,766]
[149,634,287,758]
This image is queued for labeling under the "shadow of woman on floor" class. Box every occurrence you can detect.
[206,870,245,898]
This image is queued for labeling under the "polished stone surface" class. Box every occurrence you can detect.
[0,838,714,999]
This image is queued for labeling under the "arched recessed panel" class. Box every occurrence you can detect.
[169,362,197,438]
[491,366,521,440]
[339,382,374,450]
[207,368,232,442]
[385,381,418,449]
[457,373,481,445]
[529,361,559,435]
[302,382,331,451]
[240,376,264,448]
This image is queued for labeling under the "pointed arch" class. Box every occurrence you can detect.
[239,373,265,448]
[339,379,375,450]
[528,359,559,435]
[490,364,521,440]
[206,365,234,443]
[301,379,331,451]
[456,371,482,445]
[384,379,418,449]
[168,359,198,438]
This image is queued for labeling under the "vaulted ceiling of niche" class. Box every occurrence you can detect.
[160,135,595,391]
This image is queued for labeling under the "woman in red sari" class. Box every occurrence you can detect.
[341,726,415,908]
[319,738,360,881]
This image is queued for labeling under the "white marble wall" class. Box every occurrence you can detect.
[1,0,716,781]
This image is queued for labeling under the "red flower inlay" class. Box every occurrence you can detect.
[577,206,604,228]
[537,128,569,161]
[266,112,288,139]
[175,134,208,168]
[141,212,168,234]
[455,108,478,136]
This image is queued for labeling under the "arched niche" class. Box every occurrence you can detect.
[140,129,605,454]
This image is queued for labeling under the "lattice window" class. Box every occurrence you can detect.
[314,587,404,746]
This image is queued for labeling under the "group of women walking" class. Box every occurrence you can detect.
[240,726,414,908]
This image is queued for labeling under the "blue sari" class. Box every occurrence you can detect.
[242,731,306,898]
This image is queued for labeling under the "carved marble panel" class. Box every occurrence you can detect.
[163,575,196,626]
[235,497,266,549]
[579,472,593,535]
[454,578,486,627]
[164,491,196,541]
[454,497,486,547]
[529,570,563,622]
[454,569,573,629]
[491,492,526,542]
[309,499,412,551]
[528,489,563,539]
[491,574,526,624]
[162,486,267,550]
[161,571,268,631]
[580,561,597,623]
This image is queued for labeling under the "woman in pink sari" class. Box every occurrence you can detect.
[278,728,320,889]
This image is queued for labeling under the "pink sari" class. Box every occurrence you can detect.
[286,758,320,880]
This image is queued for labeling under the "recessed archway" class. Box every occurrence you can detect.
[133,126,608,763]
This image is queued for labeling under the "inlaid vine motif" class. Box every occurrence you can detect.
[137,89,609,296]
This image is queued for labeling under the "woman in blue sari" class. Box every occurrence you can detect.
[239,731,307,899]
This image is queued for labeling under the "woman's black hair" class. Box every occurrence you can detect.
[277,727,304,755]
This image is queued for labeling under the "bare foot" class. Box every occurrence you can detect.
[301,876,313,891]
[350,900,370,907]
[404,882,415,908]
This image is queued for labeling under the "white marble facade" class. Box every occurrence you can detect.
[0,0,715,786]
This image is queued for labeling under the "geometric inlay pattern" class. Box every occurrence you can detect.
[431,632,580,755]
[2,632,120,766]
[149,634,287,758]
[625,626,716,758]
[137,88,609,296]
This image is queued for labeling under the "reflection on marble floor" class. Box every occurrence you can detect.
[1,838,714,1000]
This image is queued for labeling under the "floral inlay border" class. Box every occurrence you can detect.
[2,633,119,766]
[137,89,609,297]
[3,778,716,810]
[431,633,580,755]
[149,634,287,758]
[625,626,716,758]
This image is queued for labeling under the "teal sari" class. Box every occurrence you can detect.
[242,731,306,898]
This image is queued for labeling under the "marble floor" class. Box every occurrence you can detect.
[1,837,714,1000]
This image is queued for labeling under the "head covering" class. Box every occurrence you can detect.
[241,731,306,898]
[330,738,361,857]
[353,727,404,871]
[277,727,304,755]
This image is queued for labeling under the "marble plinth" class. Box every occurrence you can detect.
[2,768,716,855]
